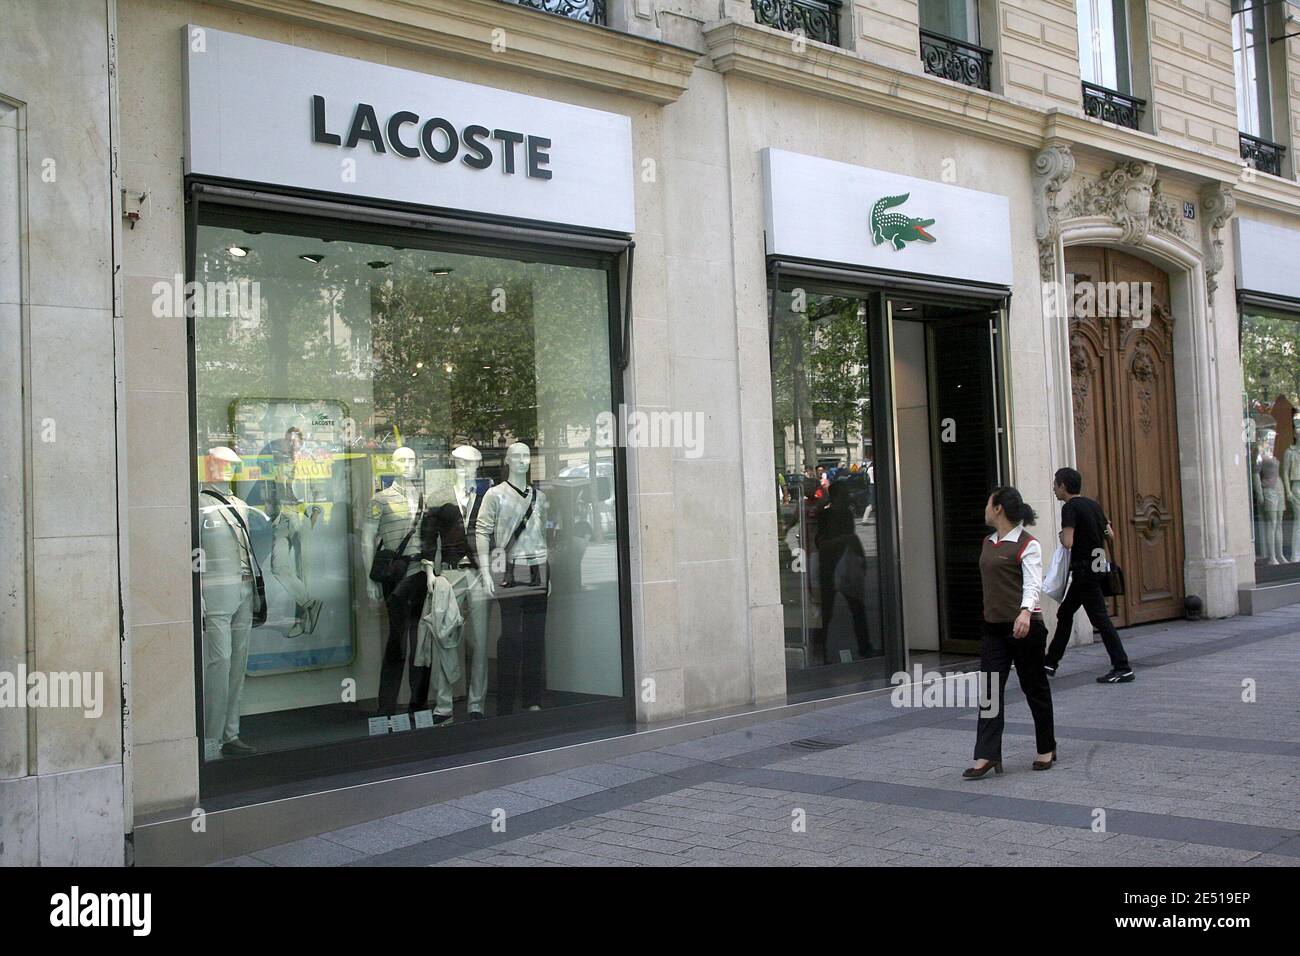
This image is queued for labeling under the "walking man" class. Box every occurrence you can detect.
[1044,467,1135,684]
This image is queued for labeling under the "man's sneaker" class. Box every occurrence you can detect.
[1043,663,1057,677]
[1096,668,1135,684]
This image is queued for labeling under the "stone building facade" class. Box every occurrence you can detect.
[3,0,1298,864]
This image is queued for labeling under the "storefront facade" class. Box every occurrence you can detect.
[4,0,1298,864]
[1234,214,1300,611]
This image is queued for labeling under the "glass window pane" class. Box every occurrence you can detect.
[771,288,884,677]
[919,0,979,42]
[1233,2,1272,139]
[193,209,624,761]
[1078,0,1131,93]
[1241,309,1300,578]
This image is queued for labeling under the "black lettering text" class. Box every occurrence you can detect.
[311,95,341,146]
[527,135,552,180]
[386,110,421,158]
[460,125,493,170]
[420,118,458,163]
[345,103,386,153]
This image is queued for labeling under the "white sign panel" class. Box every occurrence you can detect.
[1235,218,1300,301]
[763,148,1013,287]
[183,26,635,233]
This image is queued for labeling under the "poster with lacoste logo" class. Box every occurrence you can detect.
[762,148,1013,287]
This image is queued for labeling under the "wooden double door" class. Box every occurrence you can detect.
[1065,247,1185,626]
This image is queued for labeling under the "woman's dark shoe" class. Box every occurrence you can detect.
[962,760,1003,779]
[1032,750,1057,770]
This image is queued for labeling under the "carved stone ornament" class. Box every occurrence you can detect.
[1064,161,1157,245]
[1150,181,1191,242]
[1032,144,1076,281]
[1199,182,1236,303]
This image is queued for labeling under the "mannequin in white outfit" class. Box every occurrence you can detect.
[417,445,492,724]
[450,445,490,719]
[199,446,261,758]
[476,442,549,715]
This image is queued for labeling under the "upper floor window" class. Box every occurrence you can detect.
[1077,0,1132,94]
[1232,0,1273,140]
[918,0,993,91]
[919,0,979,44]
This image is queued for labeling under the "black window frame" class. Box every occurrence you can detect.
[184,178,637,802]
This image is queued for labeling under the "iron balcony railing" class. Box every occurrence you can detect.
[508,0,606,25]
[752,0,843,47]
[919,29,993,91]
[1240,132,1287,178]
[1081,81,1145,130]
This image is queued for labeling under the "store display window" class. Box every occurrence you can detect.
[190,201,628,779]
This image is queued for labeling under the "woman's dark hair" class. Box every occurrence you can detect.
[989,485,1037,526]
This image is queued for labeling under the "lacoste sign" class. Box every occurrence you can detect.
[870,194,936,250]
[184,26,635,233]
[763,148,1012,287]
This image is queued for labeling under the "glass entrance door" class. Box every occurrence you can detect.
[770,282,902,695]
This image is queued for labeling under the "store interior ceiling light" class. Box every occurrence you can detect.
[299,253,325,263]
[228,245,250,257]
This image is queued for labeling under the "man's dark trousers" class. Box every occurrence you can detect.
[1046,568,1130,670]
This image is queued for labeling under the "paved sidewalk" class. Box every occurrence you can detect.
[219,609,1300,867]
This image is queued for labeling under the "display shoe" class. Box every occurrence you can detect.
[961,760,1003,779]
[285,620,306,638]
[468,711,486,721]
[306,599,323,634]
[221,738,256,757]
[1032,750,1057,771]
[431,713,453,726]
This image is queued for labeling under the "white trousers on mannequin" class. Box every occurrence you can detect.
[433,568,490,716]
[203,580,254,749]
[271,510,311,606]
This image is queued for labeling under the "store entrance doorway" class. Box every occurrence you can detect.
[891,298,1008,657]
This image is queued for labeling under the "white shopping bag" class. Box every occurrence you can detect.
[1043,546,1071,602]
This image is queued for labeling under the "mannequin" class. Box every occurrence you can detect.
[1253,428,1287,564]
[475,442,550,715]
[198,446,261,757]
[364,446,430,715]
[418,445,491,723]
[265,427,322,637]
[1284,415,1300,562]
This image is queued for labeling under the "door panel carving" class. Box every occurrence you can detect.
[1066,247,1185,625]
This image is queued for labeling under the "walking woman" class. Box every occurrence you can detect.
[964,486,1057,779]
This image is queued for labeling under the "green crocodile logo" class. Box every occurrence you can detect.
[870,193,936,250]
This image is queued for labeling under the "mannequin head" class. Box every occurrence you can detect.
[284,426,304,457]
[205,446,241,483]
[392,446,418,480]
[1259,428,1277,461]
[505,442,531,484]
[452,444,481,487]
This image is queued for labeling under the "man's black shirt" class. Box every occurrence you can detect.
[1062,495,1108,572]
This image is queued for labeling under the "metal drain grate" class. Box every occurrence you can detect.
[789,737,841,751]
